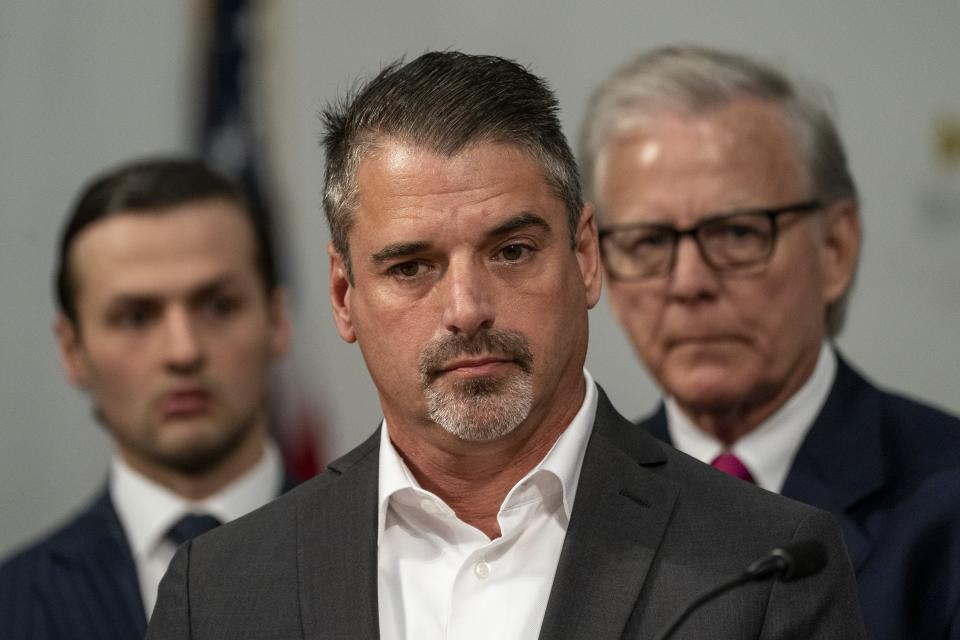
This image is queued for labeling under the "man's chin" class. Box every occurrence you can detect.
[149,424,250,476]
[664,339,750,365]
[425,372,534,442]
[153,440,239,476]
[425,371,506,400]
[662,368,754,412]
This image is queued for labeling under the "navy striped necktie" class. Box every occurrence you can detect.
[166,514,222,546]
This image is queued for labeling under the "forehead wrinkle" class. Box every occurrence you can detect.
[603,103,807,228]
[486,212,552,238]
[354,142,563,265]
[363,211,553,270]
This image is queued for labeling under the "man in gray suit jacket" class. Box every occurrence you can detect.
[148,51,864,639]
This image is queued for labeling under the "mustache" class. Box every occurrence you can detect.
[418,330,533,383]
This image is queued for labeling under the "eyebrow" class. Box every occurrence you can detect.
[188,276,243,302]
[369,212,553,265]
[371,241,432,265]
[487,212,552,238]
[106,275,242,307]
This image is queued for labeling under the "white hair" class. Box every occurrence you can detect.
[580,45,859,335]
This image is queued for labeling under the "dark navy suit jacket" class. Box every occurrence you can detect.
[0,491,146,639]
[0,475,298,640]
[639,354,960,639]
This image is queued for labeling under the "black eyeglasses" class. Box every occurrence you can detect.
[598,200,822,281]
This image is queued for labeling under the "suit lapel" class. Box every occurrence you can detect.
[293,397,681,640]
[780,355,885,569]
[298,429,381,640]
[50,491,147,638]
[540,389,678,640]
[640,355,885,571]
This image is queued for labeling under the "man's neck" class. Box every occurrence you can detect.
[120,430,268,502]
[387,377,586,539]
[680,347,823,446]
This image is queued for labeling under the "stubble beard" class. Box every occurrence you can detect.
[97,404,261,476]
[419,330,534,442]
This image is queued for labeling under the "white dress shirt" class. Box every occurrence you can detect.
[377,370,598,640]
[109,439,285,616]
[666,342,837,492]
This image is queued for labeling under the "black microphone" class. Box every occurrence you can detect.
[654,540,828,640]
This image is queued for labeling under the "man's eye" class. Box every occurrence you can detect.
[720,224,764,239]
[112,306,154,329]
[497,244,532,262]
[205,296,240,317]
[631,232,671,251]
[613,230,670,256]
[389,262,425,279]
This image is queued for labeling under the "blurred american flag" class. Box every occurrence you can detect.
[197,0,324,480]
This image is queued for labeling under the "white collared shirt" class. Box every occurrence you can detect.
[377,370,598,640]
[109,439,285,616]
[666,342,837,492]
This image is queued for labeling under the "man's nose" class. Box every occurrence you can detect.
[667,235,720,301]
[162,308,205,373]
[441,260,495,337]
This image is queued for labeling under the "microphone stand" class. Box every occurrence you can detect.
[653,572,753,640]
[654,541,826,640]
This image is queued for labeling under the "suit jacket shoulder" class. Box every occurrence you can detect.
[784,355,960,639]
[637,354,960,639]
[148,428,383,640]
[0,489,146,640]
[784,354,960,508]
[541,387,864,639]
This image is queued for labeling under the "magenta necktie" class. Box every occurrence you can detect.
[711,452,755,484]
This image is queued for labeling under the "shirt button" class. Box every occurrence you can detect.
[474,561,491,579]
[419,499,439,514]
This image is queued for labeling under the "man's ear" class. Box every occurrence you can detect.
[328,243,357,343]
[820,198,861,306]
[266,287,293,359]
[575,202,603,310]
[54,314,90,389]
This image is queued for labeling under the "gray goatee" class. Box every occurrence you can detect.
[419,330,534,441]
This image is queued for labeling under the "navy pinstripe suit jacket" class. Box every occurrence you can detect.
[0,490,147,640]
[0,474,298,640]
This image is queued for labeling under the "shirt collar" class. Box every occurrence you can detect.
[377,369,598,544]
[666,342,836,492]
[110,438,284,559]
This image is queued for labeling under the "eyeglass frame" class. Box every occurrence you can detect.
[597,200,823,281]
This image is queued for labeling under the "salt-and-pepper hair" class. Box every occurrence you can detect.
[322,51,583,281]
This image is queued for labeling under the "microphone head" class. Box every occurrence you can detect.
[770,539,828,581]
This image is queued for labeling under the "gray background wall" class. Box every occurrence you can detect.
[2,0,958,557]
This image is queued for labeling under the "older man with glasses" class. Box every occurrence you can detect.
[581,45,960,639]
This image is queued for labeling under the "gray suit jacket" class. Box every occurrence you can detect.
[147,387,865,639]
